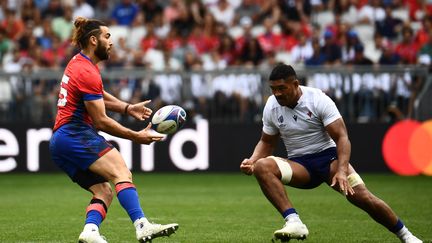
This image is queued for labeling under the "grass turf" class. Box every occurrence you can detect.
[0,173,431,243]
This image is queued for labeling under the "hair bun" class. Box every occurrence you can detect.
[74,17,88,28]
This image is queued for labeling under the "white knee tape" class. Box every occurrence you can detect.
[268,156,293,185]
[347,173,364,187]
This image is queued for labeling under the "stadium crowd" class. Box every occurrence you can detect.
[0,0,430,124]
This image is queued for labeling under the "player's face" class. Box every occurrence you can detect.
[95,26,112,61]
[269,77,300,108]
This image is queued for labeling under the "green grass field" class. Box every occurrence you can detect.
[1,173,431,243]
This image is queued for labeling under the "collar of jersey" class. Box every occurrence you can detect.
[79,52,93,63]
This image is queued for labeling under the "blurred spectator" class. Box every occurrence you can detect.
[305,37,327,65]
[140,22,159,53]
[257,18,282,54]
[209,0,235,27]
[140,0,163,23]
[1,8,24,41]
[111,0,139,26]
[394,26,419,64]
[0,28,10,62]
[20,0,41,24]
[73,0,95,19]
[357,0,385,24]
[414,15,432,47]
[52,5,73,42]
[37,17,56,50]
[235,0,260,24]
[218,33,237,65]
[321,30,342,65]
[279,0,311,23]
[418,30,432,64]
[256,0,281,24]
[379,39,400,64]
[375,5,403,40]
[153,12,170,39]
[341,30,361,63]
[163,0,186,24]
[290,33,313,64]
[239,37,264,66]
[190,0,207,25]
[93,0,114,24]
[171,1,194,37]
[42,0,64,18]
[347,44,374,65]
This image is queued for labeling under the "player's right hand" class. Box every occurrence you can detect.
[135,123,165,144]
[240,158,255,175]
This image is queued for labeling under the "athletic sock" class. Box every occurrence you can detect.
[84,198,107,227]
[83,223,99,232]
[282,208,301,222]
[115,182,145,222]
[391,219,414,240]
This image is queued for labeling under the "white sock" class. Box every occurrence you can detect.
[396,226,411,238]
[284,213,301,223]
[83,223,99,232]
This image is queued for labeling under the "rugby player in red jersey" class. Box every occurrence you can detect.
[49,17,178,243]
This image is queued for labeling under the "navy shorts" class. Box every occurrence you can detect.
[289,147,337,189]
[49,123,113,188]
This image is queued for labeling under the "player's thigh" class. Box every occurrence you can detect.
[89,148,132,184]
[267,156,311,187]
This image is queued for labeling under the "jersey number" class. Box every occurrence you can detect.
[57,75,70,107]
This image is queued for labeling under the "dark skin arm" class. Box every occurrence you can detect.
[240,132,279,175]
[325,118,355,196]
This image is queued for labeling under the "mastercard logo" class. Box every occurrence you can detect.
[382,119,432,176]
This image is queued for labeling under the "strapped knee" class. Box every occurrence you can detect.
[347,173,364,188]
[268,156,293,184]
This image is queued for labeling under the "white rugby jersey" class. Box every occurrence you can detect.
[262,85,341,158]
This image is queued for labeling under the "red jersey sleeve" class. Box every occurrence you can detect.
[77,66,104,101]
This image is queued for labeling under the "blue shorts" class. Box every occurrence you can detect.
[289,147,337,189]
[49,123,114,180]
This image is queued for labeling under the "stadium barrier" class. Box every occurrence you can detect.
[0,120,391,173]
[0,65,430,124]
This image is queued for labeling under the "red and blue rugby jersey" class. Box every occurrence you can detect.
[53,53,104,131]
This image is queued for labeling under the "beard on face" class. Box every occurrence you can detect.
[94,39,109,61]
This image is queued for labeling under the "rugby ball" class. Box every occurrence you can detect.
[151,105,187,134]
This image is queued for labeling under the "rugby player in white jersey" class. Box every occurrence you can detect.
[240,63,422,243]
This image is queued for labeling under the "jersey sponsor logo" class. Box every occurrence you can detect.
[382,119,432,176]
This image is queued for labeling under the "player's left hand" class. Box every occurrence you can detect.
[331,171,355,196]
[128,100,153,120]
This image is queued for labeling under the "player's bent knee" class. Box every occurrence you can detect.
[347,173,364,188]
[268,156,293,184]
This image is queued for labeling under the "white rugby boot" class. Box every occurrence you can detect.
[273,217,309,241]
[78,227,107,243]
[134,217,179,242]
[400,233,422,243]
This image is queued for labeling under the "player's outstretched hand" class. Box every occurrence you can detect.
[331,171,355,196]
[135,123,165,144]
[128,100,153,120]
[240,158,255,175]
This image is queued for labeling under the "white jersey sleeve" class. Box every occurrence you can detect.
[315,92,341,127]
[262,96,279,135]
